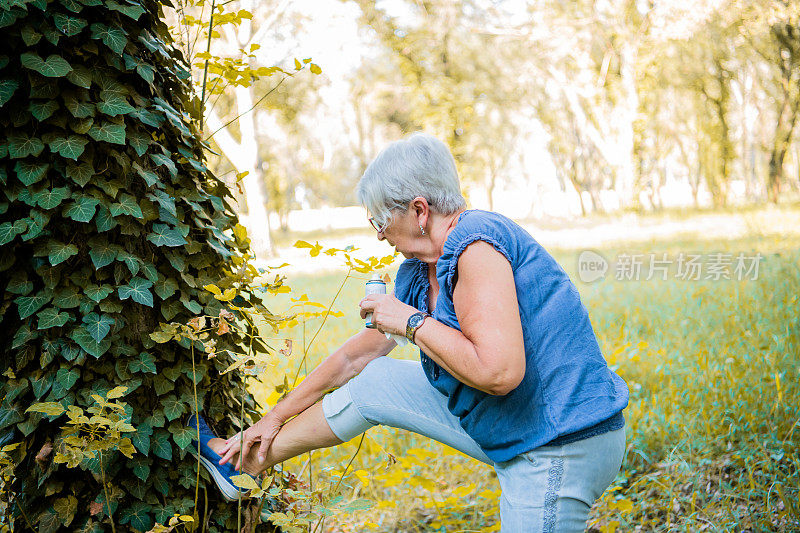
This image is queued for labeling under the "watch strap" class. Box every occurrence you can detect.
[406,312,431,344]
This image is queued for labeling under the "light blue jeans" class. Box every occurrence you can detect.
[321,357,626,532]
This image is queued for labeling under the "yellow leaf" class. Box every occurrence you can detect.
[238,9,252,19]
[27,402,66,417]
[117,438,136,458]
[310,63,321,75]
[150,330,173,344]
[231,474,259,490]
[294,58,302,70]
[303,57,312,64]
[233,224,248,242]
[179,515,194,522]
[106,386,128,399]
[216,288,237,301]
[204,284,222,296]
[612,498,633,513]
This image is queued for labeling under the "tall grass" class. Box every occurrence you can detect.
[248,231,800,532]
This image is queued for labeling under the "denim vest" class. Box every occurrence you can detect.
[393,209,628,462]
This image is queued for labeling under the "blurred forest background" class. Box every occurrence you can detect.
[166,0,800,257]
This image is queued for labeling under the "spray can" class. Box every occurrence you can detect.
[364,275,386,329]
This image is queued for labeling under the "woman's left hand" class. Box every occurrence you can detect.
[359,294,418,336]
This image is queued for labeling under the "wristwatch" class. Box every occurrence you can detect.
[406,312,431,344]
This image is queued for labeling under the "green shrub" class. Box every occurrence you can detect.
[0,0,277,530]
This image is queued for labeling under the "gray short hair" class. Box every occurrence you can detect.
[357,132,466,227]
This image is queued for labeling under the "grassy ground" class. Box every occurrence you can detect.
[247,210,800,532]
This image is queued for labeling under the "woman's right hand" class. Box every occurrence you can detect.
[217,411,285,471]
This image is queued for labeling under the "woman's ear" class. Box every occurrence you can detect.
[411,196,429,227]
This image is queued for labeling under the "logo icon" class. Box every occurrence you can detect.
[577,250,608,283]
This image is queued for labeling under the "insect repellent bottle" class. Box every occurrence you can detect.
[364,275,386,329]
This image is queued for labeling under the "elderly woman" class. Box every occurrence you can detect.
[193,132,629,532]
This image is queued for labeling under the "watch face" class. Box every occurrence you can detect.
[409,314,424,327]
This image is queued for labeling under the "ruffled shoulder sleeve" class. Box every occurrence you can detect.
[436,210,516,301]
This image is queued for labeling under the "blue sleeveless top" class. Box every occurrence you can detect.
[394,209,628,462]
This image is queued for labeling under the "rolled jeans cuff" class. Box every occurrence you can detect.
[321,382,375,442]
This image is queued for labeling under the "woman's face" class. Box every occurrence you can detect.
[372,203,434,262]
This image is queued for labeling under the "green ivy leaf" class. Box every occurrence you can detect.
[37,307,70,329]
[84,283,114,303]
[82,312,114,342]
[64,195,99,222]
[118,502,153,532]
[97,93,134,116]
[65,161,94,187]
[55,367,79,390]
[116,250,140,275]
[147,223,187,247]
[70,116,94,135]
[48,135,88,160]
[88,122,126,144]
[29,99,59,121]
[151,429,172,460]
[30,372,53,399]
[60,0,83,13]
[21,25,42,46]
[14,290,52,320]
[129,456,150,481]
[35,187,71,210]
[69,326,111,358]
[0,219,27,245]
[153,374,173,395]
[95,205,118,232]
[22,210,50,241]
[88,240,121,269]
[14,160,49,186]
[132,161,160,187]
[66,65,92,89]
[149,152,177,177]
[118,277,153,307]
[53,286,81,308]
[64,96,94,118]
[8,132,45,158]
[131,420,152,455]
[154,276,178,300]
[53,12,87,36]
[168,421,194,450]
[160,395,185,421]
[89,23,127,55]
[0,79,19,106]
[6,271,33,295]
[110,193,143,218]
[48,241,79,266]
[129,351,156,374]
[127,128,151,157]
[107,0,146,20]
[20,52,73,77]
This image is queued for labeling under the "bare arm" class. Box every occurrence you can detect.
[218,327,395,467]
[360,241,526,396]
[270,327,396,422]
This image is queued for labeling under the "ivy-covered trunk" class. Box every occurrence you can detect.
[0,0,275,530]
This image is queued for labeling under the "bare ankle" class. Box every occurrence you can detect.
[207,437,227,455]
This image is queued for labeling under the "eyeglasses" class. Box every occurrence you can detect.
[368,216,390,233]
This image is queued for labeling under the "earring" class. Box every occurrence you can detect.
[420,225,426,236]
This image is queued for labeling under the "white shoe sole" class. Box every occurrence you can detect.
[192,451,245,502]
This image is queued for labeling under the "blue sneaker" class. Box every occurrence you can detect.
[187,414,256,501]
